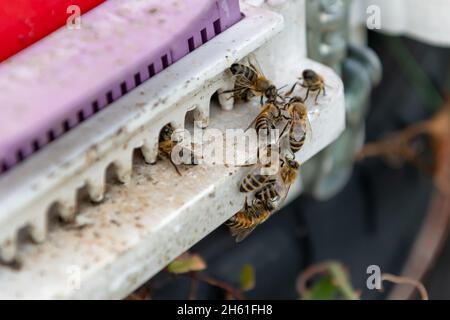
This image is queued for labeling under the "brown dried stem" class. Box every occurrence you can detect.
[189,273,245,300]
[357,101,450,195]
[382,273,429,300]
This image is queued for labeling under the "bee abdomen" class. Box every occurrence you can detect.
[289,134,306,153]
[235,88,254,102]
[226,212,254,230]
[230,63,257,82]
[158,140,174,157]
[255,114,271,133]
[255,184,278,203]
[240,174,270,193]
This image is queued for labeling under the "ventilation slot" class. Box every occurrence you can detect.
[106,91,114,104]
[32,140,40,152]
[148,64,156,78]
[188,37,195,52]
[63,120,70,133]
[1,161,8,173]
[16,150,24,163]
[78,110,85,122]
[120,82,128,95]
[134,73,142,86]
[161,54,169,69]
[92,101,100,113]
[213,19,221,35]
[201,28,208,44]
[47,130,56,142]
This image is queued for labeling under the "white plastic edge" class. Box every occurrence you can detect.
[351,0,450,47]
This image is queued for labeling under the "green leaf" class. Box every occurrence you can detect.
[328,262,359,300]
[167,253,207,274]
[303,275,338,300]
[239,264,255,291]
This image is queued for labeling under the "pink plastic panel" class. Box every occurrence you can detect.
[0,0,241,174]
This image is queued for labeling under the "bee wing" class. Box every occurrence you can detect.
[290,113,305,141]
[246,53,265,78]
[231,226,258,243]
[252,161,278,178]
[233,73,254,90]
[304,114,313,143]
[291,111,312,141]
[270,174,290,209]
[277,179,291,205]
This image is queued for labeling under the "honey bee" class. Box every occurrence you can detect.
[157,124,186,176]
[283,96,312,154]
[239,143,282,193]
[246,102,282,134]
[286,69,326,103]
[226,197,276,242]
[254,157,300,207]
[232,85,256,103]
[239,160,277,193]
[229,157,299,242]
[226,55,283,105]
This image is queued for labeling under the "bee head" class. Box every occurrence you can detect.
[302,69,317,81]
[264,200,275,211]
[287,159,300,170]
[264,85,277,100]
[160,124,174,141]
[230,63,241,75]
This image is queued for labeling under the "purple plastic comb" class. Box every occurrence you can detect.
[0,0,241,174]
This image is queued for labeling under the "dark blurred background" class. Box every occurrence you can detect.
[149,31,450,300]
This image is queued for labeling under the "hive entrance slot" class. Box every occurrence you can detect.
[213,19,221,35]
[161,55,170,69]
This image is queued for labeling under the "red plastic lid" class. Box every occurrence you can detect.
[0,0,106,62]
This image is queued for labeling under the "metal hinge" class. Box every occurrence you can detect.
[303,0,382,199]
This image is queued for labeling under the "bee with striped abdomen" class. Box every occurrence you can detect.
[283,96,312,154]
[245,102,283,135]
[157,124,182,176]
[226,55,284,105]
[254,156,300,208]
[239,143,281,194]
[286,69,326,104]
[157,124,198,176]
[226,197,276,242]
[239,163,277,193]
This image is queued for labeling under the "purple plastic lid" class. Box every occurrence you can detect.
[0,0,241,174]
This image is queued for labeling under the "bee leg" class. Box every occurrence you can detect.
[279,121,290,139]
[288,148,296,160]
[260,95,264,106]
[285,82,299,97]
[304,88,310,101]
[274,106,282,119]
[323,86,327,96]
[169,156,183,176]
[276,94,286,105]
[222,87,247,95]
[315,90,321,104]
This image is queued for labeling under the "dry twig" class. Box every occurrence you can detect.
[357,100,450,195]
[381,273,429,300]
